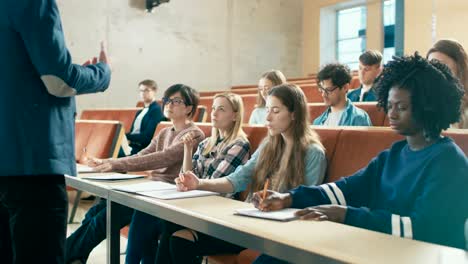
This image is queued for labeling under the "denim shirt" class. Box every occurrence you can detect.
[347,86,378,102]
[312,99,372,126]
[226,143,327,193]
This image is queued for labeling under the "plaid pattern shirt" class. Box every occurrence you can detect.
[192,137,250,180]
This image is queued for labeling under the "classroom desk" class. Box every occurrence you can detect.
[66,176,468,264]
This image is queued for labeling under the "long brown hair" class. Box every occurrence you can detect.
[427,39,468,127]
[256,70,287,107]
[202,93,247,156]
[250,84,324,193]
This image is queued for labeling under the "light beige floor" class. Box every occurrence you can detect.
[67,191,127,264]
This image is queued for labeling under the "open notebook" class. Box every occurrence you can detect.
[113,181,219,200]
[234,208,301,222]
[81,174,145,181]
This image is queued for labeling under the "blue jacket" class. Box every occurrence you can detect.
[127,101,163,154]
[312,99,372,126]
[347,86,377,102]
[0,0,111,176]
[289,138,468,249]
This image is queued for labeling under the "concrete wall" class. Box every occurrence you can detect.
[405,0,468,55]
[303,0,468,76]
[56,0,303,110]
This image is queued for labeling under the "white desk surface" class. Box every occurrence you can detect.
[67,175,468,264]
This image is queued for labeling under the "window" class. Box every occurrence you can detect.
[383,0,396,63]
[336,6,367,70]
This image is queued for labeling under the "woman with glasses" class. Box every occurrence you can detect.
[65,84,205,264]
[127,92,251,263]
[249,70,287,125]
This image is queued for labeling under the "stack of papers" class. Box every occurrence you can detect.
[234,208,301,222]
[113,181,219,200]
[81,174,145,181]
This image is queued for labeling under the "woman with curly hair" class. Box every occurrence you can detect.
[427,39,468,128]
[252,53,468,263]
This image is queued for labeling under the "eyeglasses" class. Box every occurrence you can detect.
[317,84,340,95]
[162,97,186,106]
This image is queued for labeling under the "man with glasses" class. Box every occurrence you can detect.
[125,79,164,155]
[313,63,372,126]
[348,50,383,102]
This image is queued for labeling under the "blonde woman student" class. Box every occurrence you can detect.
[169,84,327,263]
[249,70,287,125]
[127,92,251,264]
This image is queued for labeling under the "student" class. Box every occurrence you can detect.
[172,84,327,263]
[427,39,468,129]
[126,79,164,155]
[125,92,250,264]
[0,1,111,262]
[313,63,372,126]
[249,70,287,125]
[65,84,204,264]
[252,54,468,263]
[348,50,383,102]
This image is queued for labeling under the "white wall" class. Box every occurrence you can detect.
[56,0,303,111]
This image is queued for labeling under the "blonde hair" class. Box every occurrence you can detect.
[202,93,247,156]
[250,84,324,193]
[257,70,287,107]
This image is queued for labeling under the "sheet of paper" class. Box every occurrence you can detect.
[234,208,301,222]
[137,189,219,200]
[81,174,145,181]
[112,181,175,193]
[76,163,95,173]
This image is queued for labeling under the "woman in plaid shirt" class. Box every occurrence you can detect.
[169,84,327,263]
[126,92,250,264]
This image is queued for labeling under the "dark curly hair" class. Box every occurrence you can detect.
[375,53,464,139]
[317,63,352,88]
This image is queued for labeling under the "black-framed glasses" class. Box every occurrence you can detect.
[162,97,186,106]
[317,84,340,95]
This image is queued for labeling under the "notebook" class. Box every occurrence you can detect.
[76,163,95,173]
[138,189,219,200]
[234,208,301,222]
[81,174,145,181]
[113,181,175,193]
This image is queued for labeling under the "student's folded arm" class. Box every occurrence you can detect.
[210,141,251,179]
[345,155,468,248]
[135,134,160,156]
[10,0,110,97]
[110,132,202,172]
[290,152,385,209]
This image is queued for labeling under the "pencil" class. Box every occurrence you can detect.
[262,178,270,200]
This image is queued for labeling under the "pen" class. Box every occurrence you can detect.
[262,178,270,200]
